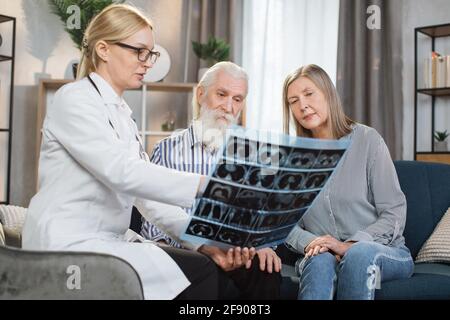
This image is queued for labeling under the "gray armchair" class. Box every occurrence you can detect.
[0,245,144,300]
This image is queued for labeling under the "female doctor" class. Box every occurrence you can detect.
[22,4,255,300]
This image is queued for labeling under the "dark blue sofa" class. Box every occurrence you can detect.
[279,160,450,299]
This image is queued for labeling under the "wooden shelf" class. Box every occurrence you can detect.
[143,82,197,92]
[416,153,450,164]
[0,15,15,23]
[414,23,450,165]
[0,55,13,62]
[39,79,196,92]
[417,87,450,96]
[417,23,450,38]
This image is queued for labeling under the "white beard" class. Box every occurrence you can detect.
[194,104,239,153]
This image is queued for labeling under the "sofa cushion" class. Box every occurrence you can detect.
[0,205,27,234]
[376,265,450,300]
[415,208,450,263]
[413,262,450,276]
[394,161,450,258]
[280,263,450,300]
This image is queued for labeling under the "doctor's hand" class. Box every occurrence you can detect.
[198,245,256,272]
[255,248,282,273]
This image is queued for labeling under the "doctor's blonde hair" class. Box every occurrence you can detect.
[77,4,153,79]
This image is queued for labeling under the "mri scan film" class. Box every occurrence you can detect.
[182,126,350,248]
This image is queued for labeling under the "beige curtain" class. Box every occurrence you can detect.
[336,0,404,160]
[183,0,244,82]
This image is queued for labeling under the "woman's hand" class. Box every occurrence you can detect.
[255,248,282,273]
[199,245,256,272]
[304,244,329,258]
[305,235,355,258]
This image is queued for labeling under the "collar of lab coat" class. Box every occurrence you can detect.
[89,72,122,105]
[88,72,131,114]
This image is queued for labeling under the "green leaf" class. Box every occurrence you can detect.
[434,130,449,141]
[191,35,231,65]
[48,0,125,50]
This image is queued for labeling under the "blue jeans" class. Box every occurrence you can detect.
[296,241,414,300]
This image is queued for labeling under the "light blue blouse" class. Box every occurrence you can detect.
[285,124,407,253]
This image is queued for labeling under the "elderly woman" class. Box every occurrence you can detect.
[22,4,255,300]
[283,64,414,300]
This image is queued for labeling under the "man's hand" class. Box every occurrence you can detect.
[255,248,282,273]
[199,245,256,272]
[305,235,355,258]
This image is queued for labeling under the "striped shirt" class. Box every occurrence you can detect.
[141,123,220,247]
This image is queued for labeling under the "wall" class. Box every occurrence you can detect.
[402,0,450,160]
[3,0,450,206]
[0,0,198,206]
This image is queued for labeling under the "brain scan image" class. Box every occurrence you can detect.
[283,209,307,226]
[275,171,306,190]
[214,163,247,183]
[246,167,276,189]
[257,144,289,168]
[287,149,319,169]
[227,207,259,229]
[247,233,270,247]
[196,200,214,219]
[205,182,237,204]
[184,129,349,248]
[196,201,229,222]
[313,150,344,169]
[187,220,219,239]
[294,191,318,208]
[234,188,269,210]
[303,171,331,189]
[226,137,258,162]
[258,213,284,229]
[216,227,246,246]
[267,226,292,243]
[265,192,297,211]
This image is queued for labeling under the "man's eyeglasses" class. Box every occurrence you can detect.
[115,42,160,64]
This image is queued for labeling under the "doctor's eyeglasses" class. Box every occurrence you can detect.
[115,42,160,64]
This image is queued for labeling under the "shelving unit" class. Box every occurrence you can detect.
[0,14,16,204]
[414,22,450,164]
[36,79,196,189]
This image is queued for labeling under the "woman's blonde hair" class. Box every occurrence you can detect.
[282,64,354,139]
[77,4,153,79]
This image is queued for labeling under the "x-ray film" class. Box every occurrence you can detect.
[181,126,350,249]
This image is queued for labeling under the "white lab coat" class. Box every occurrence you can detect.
[22,73,202,300]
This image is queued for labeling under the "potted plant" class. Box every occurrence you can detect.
[434,130,449,152]
[192,36,230,81]
[48,0,124,78]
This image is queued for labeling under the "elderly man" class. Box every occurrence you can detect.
[141,61,281,299]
